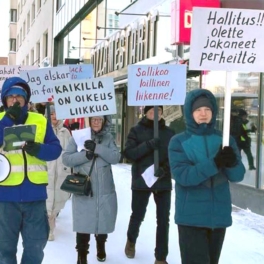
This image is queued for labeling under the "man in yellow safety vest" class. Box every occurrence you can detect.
[0,77,62,264]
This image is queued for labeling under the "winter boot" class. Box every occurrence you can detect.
[125,239,135,259]
[154,260,168,264]
[77,250,88,264]
[96,241,106,262]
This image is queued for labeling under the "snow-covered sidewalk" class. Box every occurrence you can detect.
[16,163,264,263]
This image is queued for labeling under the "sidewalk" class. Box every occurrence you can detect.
[15,163,264,263]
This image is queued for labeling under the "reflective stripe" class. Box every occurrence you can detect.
[11,164,47,172]
[0,112,48,186]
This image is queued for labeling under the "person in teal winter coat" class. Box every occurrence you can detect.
[168,89,245,264]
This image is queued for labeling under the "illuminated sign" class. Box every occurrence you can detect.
[171,0,220,44]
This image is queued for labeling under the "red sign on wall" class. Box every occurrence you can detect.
[171,0,220,44]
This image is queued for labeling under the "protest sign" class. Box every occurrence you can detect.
[52,77,116,120]
[20,66,71,103]
[0,65,37,106]
[69,64,93,80]
[189,7,264,71]
[127,64,186,106]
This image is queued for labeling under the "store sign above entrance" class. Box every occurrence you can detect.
[127,64,187,106]
[91,11,159,78]
[189,7,264,71]
[170,0,220,44]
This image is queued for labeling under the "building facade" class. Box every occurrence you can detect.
[9,0,53,67]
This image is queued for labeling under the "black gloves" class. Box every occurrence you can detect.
[84,140,96,160]
[69,122,80,131]
[5,102,22,123]
[154,167,165,178]
[23,141,41,157]
[214,145,237,168]
[222,147,237,168]
[146,138,160,150]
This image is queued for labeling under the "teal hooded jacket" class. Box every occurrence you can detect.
[168,89,245,228]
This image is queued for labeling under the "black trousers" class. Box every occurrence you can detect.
[76,233,108,251]
[240,147,254,168]
[178,225,226,264]
[127,190,171,261]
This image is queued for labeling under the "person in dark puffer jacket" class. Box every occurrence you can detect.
[169,89,245,264]
[123,105,174,264]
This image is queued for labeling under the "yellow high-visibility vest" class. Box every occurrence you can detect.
[240,124,248,142]
[0,112,48,186]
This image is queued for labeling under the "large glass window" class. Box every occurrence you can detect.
[203,71,260,187]
[260,73,264,189]
[111,93,124,151]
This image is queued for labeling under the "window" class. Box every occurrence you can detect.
[26,55,29,65]
[37,0,42,12]
[9,38,16,52]
[17,4,21,20]
[23,21,26,39]
[56,0,62,12]
[16,34,19,50]
[19,28,22,45]
[31,48,35,65]
[43,32,48,57]
[27,12,30,32]
[10,9,17,22]
[36,42,40,64]
[31,3,35,23]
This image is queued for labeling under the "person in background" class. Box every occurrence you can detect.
[123,106,174,264]
[35,102,47,115]
[168,89,245,264]
[62,115,120,264]
[28,101,37,112]
[0,77,62,264]
[230,108,244,148]
[46,104,72,241]
[238,109,257,170]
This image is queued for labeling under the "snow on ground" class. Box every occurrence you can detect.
[16,163,264,264]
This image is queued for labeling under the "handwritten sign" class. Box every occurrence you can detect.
[52,77,116,120]
[127,64,186,106]
[20,66,71,103]
[189,7,264,71]
[0,65,37,106]
[69,64,94,80]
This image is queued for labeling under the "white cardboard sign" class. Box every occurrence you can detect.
[127,64,186,106]
[52,77,116,120]
[189,7,264,71]
[20,66,71,103]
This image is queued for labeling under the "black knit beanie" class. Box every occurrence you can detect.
[144,105,163,114]
[192,96,213,112]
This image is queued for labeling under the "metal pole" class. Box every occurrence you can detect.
[154,106,159,173]
[46,102,51,124]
